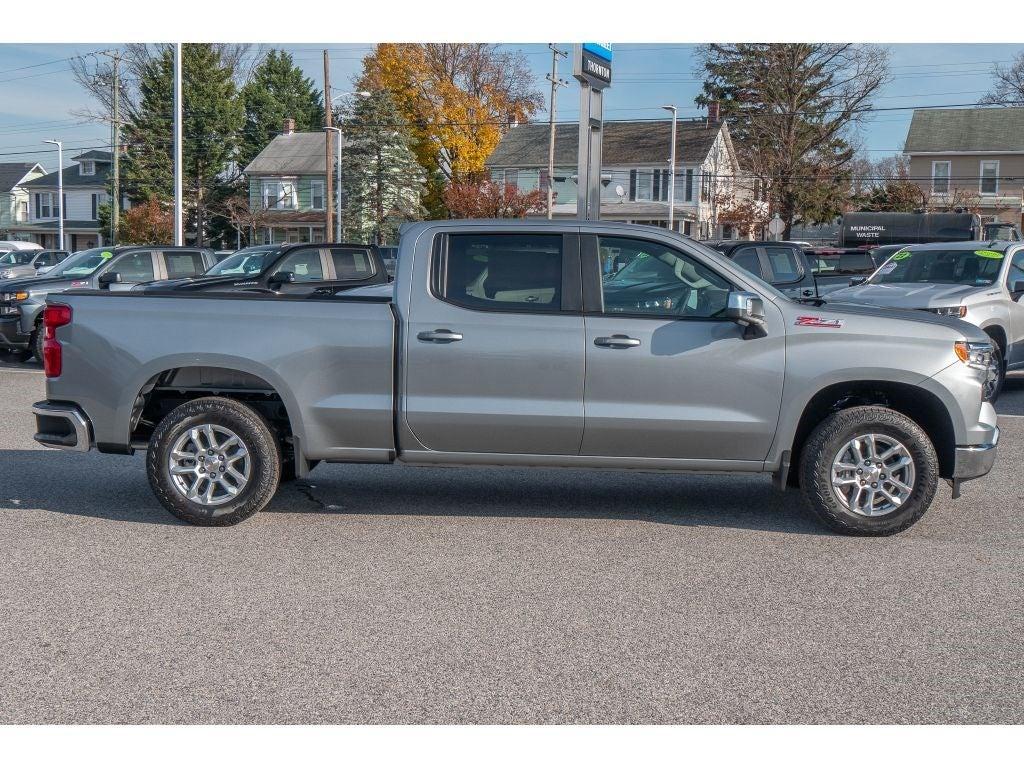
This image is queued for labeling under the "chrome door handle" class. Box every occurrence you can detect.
[417,329,463,343]
[594,334,641,349]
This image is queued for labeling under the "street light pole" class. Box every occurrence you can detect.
[173,43,183,246]
[661,105,677,232]
[42,139,63,250]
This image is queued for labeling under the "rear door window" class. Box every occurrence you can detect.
[440,233,564,311]
[764,246,802,282]
[330,247,376,280]
[164,250,207,279]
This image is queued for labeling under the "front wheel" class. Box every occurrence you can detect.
[147,397,281,526]
[799,406,939,536]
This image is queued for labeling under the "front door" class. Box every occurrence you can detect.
[404,230,585,455]
[581,234,785,463]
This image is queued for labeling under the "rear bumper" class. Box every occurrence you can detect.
[0,316,30,349]
[952,427,999,481]
[32,401,93,452]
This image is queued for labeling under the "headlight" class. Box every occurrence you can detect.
[0,271,14,279]
[1,291,28,302]
[955,340,994,370]
[929,306,967,317]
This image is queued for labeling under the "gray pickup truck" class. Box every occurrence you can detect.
[32,221,999,535]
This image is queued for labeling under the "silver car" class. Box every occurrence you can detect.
[0,248,68,280]
[827,240,1024,399]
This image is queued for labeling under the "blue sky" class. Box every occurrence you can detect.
[0,42,1020,173]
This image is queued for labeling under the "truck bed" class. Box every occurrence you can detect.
[48,290,398,462]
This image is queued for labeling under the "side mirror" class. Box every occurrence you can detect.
[849,277,866,286]
[97,271,121,287]
[268,270,295,288]
[726,291,766,335]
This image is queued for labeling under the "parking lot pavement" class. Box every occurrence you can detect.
[1,360,1022,724]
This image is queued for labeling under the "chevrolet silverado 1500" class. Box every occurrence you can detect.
[31,221,999,535]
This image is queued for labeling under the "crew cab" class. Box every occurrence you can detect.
[31,221,999,536]
[0,245,215,361]
[135,242,388,296]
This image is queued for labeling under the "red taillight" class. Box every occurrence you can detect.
[42,303,72,378]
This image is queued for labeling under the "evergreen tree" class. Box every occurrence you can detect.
[238,50,324,171]
[340,91,427,244]
[120,44,243,245]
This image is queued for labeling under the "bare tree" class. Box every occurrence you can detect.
[981,51,1024,105]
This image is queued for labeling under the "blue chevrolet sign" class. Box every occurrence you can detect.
[582,43,613,62]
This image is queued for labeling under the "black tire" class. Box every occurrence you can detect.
[147,396,281,526]
[799,406,939,536]
[32,321,44,363]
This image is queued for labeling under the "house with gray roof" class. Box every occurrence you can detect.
[905,107,1024,227]
[243,119,342,244]
[485,118,745,238]
[0,162,45,238]
[10,150,113,250]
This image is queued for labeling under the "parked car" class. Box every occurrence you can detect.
[826,240,1024,400]
[0,249,69,279]
[134,242,389,296]
[31,221,998,536]
[0,245,215,361]
[704,240,872,299]
[379,245,399,277]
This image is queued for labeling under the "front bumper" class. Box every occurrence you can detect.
[0,316,30,350]
[952,427,999,481]
[32,401,93,452]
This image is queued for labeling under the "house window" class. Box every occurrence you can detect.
[80,160,95,176]
[701,172,711,202]
[17,201,27,222]
[503,169,519,188]
[980,160,999,195]
[262,180,297,210]
[633,170,654,201]
[310,180,325,210]
[35,193,49,218]
[932,161,950,194]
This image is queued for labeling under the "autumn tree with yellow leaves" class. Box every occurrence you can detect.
[357,44,543,215]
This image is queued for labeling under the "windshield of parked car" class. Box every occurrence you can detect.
[0,251,36,265]
[47,247,116,278]
[870,247,1005,286]
[205,248,276,276]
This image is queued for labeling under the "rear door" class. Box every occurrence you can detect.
[160,249,209,280]
[762,244,815,299]
[403,229,585,455]
[580,233,785,463]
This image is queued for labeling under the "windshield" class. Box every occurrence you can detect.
[870,247,1005,286]
[0,251,36,266]
[48,247,116,278]
[206,248,276,276]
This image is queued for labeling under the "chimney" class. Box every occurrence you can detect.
[282,117,295,135]
[707,101,721,123]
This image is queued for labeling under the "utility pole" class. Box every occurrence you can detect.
[323,50,334,242]
[661,104,677,231]
[110,51,120,246]
[173,43,183,246]
[545,44,568,220]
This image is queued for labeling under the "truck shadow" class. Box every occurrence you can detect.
[0,356,39,372]
[0,448,832,535]
[996,373,1024,417]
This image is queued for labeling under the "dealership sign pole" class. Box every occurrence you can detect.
[573,43,612,220]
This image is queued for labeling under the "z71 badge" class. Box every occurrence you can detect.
[795,315,843,329]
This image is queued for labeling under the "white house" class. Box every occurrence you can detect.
[12,150,113,250]
[0,162,45,238]
[485,116,747,239]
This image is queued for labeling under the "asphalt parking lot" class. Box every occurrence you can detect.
[1,357,1022,724]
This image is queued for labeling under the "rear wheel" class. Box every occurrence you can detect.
[147,397,281,526]
[799,406,938,536]
[32,321,44,363]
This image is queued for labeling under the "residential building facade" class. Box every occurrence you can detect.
[0,162,45,238]
[243,119,335,244]
[485,118,748,239]
[905,107,1024,228]
[11,150,112,250]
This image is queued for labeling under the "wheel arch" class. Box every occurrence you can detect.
[787,379,956,486]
